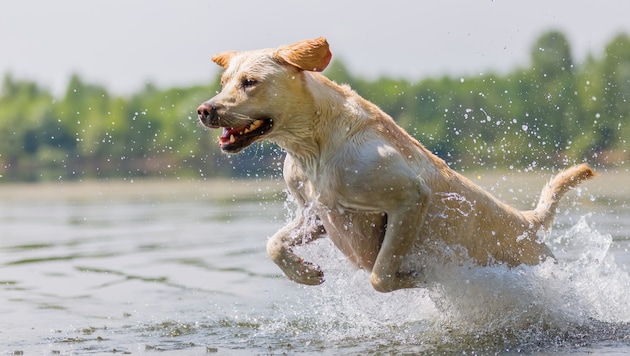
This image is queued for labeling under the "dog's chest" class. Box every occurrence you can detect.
[299,176,349,216]
[300,180,386,271]
[288,172,384,268]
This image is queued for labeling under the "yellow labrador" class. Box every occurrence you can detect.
[197,37,595,292]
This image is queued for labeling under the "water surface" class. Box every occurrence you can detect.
[1,173,629,354]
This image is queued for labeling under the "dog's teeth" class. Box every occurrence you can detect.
[230,134,236,144]
[245,121,258,134]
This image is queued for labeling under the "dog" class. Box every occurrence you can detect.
[197,37,595,293]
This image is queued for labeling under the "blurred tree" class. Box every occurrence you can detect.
[324,59,355,86]
[599,33,630,151]
[522,30,582,164]
[1,30,629,182]
[0,74,64,180]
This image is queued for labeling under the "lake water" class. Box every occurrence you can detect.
[1,172,630,355]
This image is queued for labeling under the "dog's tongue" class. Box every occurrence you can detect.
[219,126,244,144]
[219,120,267,145]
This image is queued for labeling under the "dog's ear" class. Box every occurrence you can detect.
[212,51,238,69]
[274,37,332,72]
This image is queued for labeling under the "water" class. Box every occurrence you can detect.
[1,174,630,355]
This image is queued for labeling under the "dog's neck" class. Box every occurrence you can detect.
[271,71,452,184]
[267,72,352,166]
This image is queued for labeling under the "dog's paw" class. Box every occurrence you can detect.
[285,260,325,286]
[370,269,425,292]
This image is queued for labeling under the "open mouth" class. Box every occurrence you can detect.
[218,118,274,153]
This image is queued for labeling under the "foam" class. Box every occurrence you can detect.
[273,215,630,352]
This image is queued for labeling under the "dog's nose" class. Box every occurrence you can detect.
[197,102,218,127]
[197,102,215,119]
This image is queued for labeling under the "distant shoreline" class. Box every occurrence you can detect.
[0,178,287,203]
[0,168,627,205]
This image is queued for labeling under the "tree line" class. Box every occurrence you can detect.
[1,30,629,182]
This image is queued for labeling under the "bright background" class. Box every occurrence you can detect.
[2,0,630,95]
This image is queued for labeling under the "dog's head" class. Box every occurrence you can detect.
[197,37,332,153]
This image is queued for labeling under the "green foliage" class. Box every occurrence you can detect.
[1,30,629,182]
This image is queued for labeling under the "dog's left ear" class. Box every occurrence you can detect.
[212,51,239,69]
[274,37,332,72]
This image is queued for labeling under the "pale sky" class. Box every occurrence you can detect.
[1,0,629,96]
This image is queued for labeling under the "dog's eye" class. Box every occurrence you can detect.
[241,78,258,88]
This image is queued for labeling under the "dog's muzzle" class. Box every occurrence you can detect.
[196,102,274,154]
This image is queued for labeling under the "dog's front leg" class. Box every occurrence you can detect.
[266,215,326,285]
[370,177,431,292]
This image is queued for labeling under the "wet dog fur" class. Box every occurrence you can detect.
[197,37,596,292]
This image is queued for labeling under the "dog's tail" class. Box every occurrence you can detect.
[525,164,596,231]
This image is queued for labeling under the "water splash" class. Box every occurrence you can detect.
[433,191,474,217]
[34,215,627,354]
[253,215,630,353]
